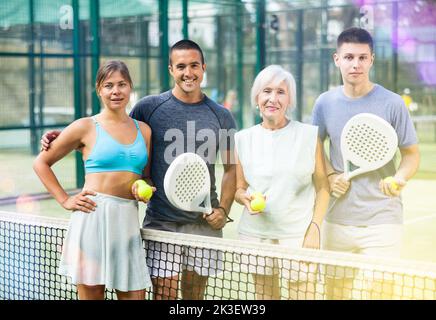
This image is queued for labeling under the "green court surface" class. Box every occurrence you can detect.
[1,143,436,263]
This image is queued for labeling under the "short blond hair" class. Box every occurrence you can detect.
[250,65,296,120]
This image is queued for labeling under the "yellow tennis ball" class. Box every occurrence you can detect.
[384,176,399,191]
[134,180,153,200]
[250,196,266,212]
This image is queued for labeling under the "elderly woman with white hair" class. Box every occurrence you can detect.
[234,65,330,300]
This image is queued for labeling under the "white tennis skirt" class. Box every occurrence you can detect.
[58,192,152,292]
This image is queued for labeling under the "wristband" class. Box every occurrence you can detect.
[327,172,337,178]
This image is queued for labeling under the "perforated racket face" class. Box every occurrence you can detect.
[341,113,398,179]
[164,153,212,214]
[174,161,208,204]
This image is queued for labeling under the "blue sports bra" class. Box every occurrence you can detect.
[84,116,148,175]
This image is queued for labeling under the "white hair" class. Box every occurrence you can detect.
[250,65,297,120]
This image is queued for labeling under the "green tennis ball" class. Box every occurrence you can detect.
[384,176,399,191]
[250,196,266,212]
[134,180,153,200]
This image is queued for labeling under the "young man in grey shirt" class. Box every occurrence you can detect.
[312,27,420,299]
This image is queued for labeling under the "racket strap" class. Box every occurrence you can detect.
[216,206,233,223]
[311,221,321,248]
[304,221,321,248]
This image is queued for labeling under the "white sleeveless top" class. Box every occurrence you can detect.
[235,121,318,239]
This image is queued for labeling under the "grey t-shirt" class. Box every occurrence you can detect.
[130,90,237,224]
[312,84,418,226]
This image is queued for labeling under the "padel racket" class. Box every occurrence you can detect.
[332,113,398,198]
[164,152,212,214]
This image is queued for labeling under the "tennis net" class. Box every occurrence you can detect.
[1,210,435,300]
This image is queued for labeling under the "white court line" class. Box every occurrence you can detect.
[404,212,436,225]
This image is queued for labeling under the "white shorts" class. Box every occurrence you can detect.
[237,234,318,282]
[322,221,403,279]
[143,217,223,278]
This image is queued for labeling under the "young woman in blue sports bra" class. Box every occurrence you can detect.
[33,60,153,300]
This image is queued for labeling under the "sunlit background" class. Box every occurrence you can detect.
[0,0,435,262]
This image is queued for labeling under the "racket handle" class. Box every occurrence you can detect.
[331,191,342,198]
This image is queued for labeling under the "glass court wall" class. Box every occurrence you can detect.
[0,0,435,199]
